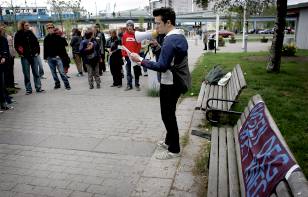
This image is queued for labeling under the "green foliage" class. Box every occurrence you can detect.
[282,43,296,56]
[191,50,308,177]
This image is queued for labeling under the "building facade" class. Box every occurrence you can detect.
[288,0,308,49]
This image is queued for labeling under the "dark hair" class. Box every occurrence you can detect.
[153,7,176,26]
[84,31,93,39]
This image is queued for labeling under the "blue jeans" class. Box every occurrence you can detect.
[47,57,70,87]
[125,56,139,88]
[37,55,45,77]
[20,56,42,92]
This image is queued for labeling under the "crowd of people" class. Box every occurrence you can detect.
[0,19,150,113]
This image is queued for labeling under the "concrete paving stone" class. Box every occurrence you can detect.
[30,178,52,187]
[168,190,198,197]
[0,182,18,191]
[86,184,106,195]
[31,186,54,195]
[12,184,35,193]
[66,181,90,192]
[0,190,16,197]
[131,177,173,197]
[93,139,156,157]
[82,176,103,185]
[48,180,71,189]
[0,132,48,147]
[172,172,196,192]
[70,191,93,197]
[38,136,102,151]
[48,172,70,180]
[47,188,73,197]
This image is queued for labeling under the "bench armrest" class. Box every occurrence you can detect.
[206,108,242,124]
[206,98,239,110]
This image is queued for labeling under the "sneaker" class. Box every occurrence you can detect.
[144,72,148,76]
[65,86,71,90]
[76,73,82,77]
[136,86,140,91]
[110,84,116,87]
[36,89,45,93]
[89,85,94,89]
[155,150,180,160]
[117,85,122,88]
[1,106,14,110]
[25,91,32,95]
[54,85,61,89]
[97,84,101,89]
[157,141,168,150]
[124,86,132,91]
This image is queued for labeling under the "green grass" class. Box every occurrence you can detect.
[189,50,308,177]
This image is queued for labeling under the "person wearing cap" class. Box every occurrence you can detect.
[93,23,106,75]
[43,23,71,90]
[14,21,44,95]
[122,20,142,91]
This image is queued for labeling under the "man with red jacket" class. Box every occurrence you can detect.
[122,20,141,91]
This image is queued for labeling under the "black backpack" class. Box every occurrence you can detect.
[205,65,225,85]
[170,55,191,94]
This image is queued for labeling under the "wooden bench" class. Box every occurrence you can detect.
[207,94,308,197]
[195,64,247,123]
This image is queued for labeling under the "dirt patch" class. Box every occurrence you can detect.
[244,56,308,63]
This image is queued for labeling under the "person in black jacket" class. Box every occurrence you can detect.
[14,21,44,95]
[93,24,106,75]
[0,24,12,111]
[106,29,123,87]
[43,23,71,90]
[70,28,83,76]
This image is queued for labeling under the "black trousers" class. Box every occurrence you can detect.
[110,62,122,86]
[99,55,106,74]
[160,84,182,153]
[0,71,6,106]
[4,57,14,88]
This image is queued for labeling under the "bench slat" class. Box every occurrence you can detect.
[227,127,240,197]
[231,67,241,100]
[195,81,206,110]
[222,86,228,111]
[213,86,219,109]
[201,84,212,111]
[208,127,219,197]
[218,86,223,110]
[287,170,308,197]
[229,70,237,101]
[276,181,292,197]
[218,128,228,197]
[233,123,246,197]
[235,64,247,89]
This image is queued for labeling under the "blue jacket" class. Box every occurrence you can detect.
[141,29,188,85]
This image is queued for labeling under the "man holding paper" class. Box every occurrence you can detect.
[130,7,190,160]
[121,20,142,91]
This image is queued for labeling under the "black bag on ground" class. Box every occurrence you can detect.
[205,65,225,85]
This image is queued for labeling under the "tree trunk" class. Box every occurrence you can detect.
[266,0,287,73]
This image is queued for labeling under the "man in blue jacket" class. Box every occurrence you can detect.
[130,7,191,160]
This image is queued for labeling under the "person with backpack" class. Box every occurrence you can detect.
[130,7,191,160]
[79,30,101,89]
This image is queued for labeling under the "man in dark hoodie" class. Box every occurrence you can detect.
[43,23,71,90]
[130,7,191,160]
[14,21,44,95]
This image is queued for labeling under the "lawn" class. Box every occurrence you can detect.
[189,50,308,177]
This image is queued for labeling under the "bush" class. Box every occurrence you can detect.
[282,43,297,56]
[218,36,225,47]
[260,36,268,43]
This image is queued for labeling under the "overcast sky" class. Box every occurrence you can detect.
[6,0,149,14]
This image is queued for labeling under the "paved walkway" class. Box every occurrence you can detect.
[0,40,268,197]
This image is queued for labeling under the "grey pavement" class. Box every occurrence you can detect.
[0,39,267,197]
